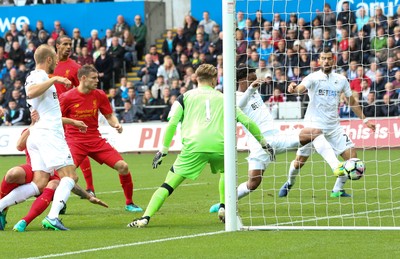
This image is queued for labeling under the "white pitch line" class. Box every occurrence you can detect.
[274,206,400,226]
[22,230,226,259]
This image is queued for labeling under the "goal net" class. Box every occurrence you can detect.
[223,0,400,230]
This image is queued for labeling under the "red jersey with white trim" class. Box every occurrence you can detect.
[60,88,113,143]
[53,58,81,97]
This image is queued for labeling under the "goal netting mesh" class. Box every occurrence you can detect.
[229,0,400,230]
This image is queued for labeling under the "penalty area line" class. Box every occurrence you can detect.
[22,230,226,259]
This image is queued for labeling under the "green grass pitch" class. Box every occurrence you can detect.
[0,149,399,258]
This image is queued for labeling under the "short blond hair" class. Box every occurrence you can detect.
[195,64,217,84]
[34,44,56,64]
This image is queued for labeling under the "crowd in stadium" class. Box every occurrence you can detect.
[0,1,399,126]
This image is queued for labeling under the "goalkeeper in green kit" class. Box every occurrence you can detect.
[127,64,274,228]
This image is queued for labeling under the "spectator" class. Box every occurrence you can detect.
[120,100,141,123]
[356,29,372,64]
[108,87,124,119]
[268,88,284,119]
[272,13,282,31]
[95,46,114,91]
[5,23,19,42]
[173,27,187,50]
[364,18,377,40]
[199,11,217,35]
[102,29,114,50]
[3,99,25,126]
[107,36,125,83]
[205,43,218,66]
[322,29,334,50]
[311,17,323,40]
[356,7,370,32]
[261,21,273,40]
[350,66,371,93]
[51,20,66,40]
[171,43,184,65]
[348,37,361,64]
[394,26,400,47]
[77,46,94,66]
[287,13,298,33]
[374,6,388,30]
[209,24,220,44]
[130,15,147,61]
[0,91,6,109]
[121,29,137,71]
[337,1,356,35]
[393,70,400,90]
[3,67,19,91]
[362,92,378,117]
[113,15,130,38]
[298,48,311,76]
[383,57,399,82]
[116,77,129,101]
[347,60,358,81]
[257,39,274,63]
[250,30,262,50]
[149,44,164,65]
[8,41,25,67]
[236,11,246,30]
[183,15,198,43]
[193,33,209,54]
[91,38,103,61]
[151,75,170,100]
[337,51,350,73]
[243,19,255,41]
[372,70,387,97]
[160,94,176,122]
[359,79,372,103]
[33,20,47,39]
[365,62,378,82]
[380,82,399,100]
[371,26,387,57]
[4,33,14,54]
[378,93,399,117]
[252,10,266,28]
[123,87,144,120]
[169,78,181,97]
[339,93,357,119]
[274,40,286,64]
[20,30,37,51]
[137,53,159,87]
[316,3,336,38]
[142,89,160,121]
[37,29,48,46]
[157,55,179,85]
[162,30,175,56]
[300,30,313,52]
[185,70,198,90]
[176,53,191,79]
[86,29,99,54]
[71,28,85,55]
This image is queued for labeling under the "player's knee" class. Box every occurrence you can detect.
[46,180,60,190]
[161,183,174,196]
[247,176,262,191]
[293,160,305,169]
[5,168,25,183]
[115,161,129,174]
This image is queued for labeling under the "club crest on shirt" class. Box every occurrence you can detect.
[65,69,70,77]
[74,103,80,108]
[93,99,97,108]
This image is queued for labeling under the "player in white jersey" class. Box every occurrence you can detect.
[0,45,106,231]
[279,50,376,198]
[210,64,344,212]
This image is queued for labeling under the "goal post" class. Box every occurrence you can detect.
[223,0,400,231]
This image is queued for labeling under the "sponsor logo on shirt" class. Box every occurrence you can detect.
[318,89,339,97]
[250,99,264,110]
[53,92,58,99]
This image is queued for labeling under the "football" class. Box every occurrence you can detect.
[343,158,365,180]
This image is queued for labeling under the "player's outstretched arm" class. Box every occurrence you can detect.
[72,184,108,208]
[348,94,376,132]
[26,76,71,99]
[287,82,306,94]
[237,78,264,109]
[16,128,30,151]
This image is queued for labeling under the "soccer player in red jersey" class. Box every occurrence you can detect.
[53,35,96,196]
[60,64,142,212]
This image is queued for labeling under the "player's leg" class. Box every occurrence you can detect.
[79,156,95,194]
[90,139,141,211]
[326,130,355,197]
[13,179,59,232]
[300,128,342,171]
[279,151,309,197]
[42,165,77,231]
[128,152,208,228]
[209,173,224,213]
[0,165,31,199]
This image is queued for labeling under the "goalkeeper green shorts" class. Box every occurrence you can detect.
[173,151,224,180]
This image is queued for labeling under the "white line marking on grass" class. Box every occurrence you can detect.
[22,230,225,259]
[275,206,400,226]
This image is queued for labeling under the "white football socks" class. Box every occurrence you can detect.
[287,161,300,186]
[332,175,348,192]
[237,182,251,200]
[0,182,40,212]
[312,135,340,171]
[47,177,75,219]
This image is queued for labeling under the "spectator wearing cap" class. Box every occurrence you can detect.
[205,43,218,66]
[199,11,217,35]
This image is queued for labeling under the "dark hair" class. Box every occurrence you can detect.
[78,64,98,79]
[236,63,255,81]
[56,35,71,45]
